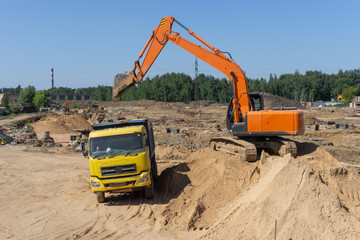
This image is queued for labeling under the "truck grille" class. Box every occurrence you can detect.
[104,181,136,188]
[101,164,137,176]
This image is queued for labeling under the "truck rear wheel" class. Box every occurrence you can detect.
[96,192,105,203]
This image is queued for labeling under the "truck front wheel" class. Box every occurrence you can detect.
[145,174,155,199]
[145,185,155,199]
[96,192,105,203]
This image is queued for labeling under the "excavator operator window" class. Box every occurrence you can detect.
[249,93,264,111]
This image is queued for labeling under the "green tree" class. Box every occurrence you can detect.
[33,90,51,108]
[342,86,359,103]
[92,85,112,101]
[218,78,232,103]
[48,87,74,94]
[4,85,21,94]
[20,86,36,103]
[32,68,360,104]
[332,77,352,97]
[1,93,9,108]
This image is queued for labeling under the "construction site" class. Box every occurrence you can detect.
[1,10,360,239]
[1,93,360,239]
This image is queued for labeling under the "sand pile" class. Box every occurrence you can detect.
[188,100,217,108]
[263,92,305,109]
[31,114,91,135]
[159,147,360,239]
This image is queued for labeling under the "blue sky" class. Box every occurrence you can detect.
[0,0,359,90]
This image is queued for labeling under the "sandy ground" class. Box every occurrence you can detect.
[0,146,174,239]
[1,98,360,239]
[1,144,360,239]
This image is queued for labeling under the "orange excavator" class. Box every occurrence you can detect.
[113,16,305,161]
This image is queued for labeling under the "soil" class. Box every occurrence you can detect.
[31,114,92,135]
[262,92,305,109]
[0,95,360,239]
[31,113,92,142]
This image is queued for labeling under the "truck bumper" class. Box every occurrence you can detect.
[90,171,152,193]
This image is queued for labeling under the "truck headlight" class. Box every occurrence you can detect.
[91,179,101,188]
[139,173,150,183]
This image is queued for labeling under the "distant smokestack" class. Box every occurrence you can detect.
[51,68,54,88]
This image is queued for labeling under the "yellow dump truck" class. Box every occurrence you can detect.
[82,120,157,203]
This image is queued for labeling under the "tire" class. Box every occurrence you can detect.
[145,185,155,199]
[151,156,158,188]
[145,174,155,199]
[96,192,105,203]
[151,168,158,188]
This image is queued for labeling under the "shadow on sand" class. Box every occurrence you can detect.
[104,162,191,206]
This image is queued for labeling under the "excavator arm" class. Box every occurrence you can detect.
[113,16,250,123]
[112,17,175,99]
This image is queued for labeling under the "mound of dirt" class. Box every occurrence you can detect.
[31,114,91,135]
[93,99,188,110]
[71,93,303,111]
[159,147,360,239]
[188,100,216,108]
[159,149,257,231]
[262,92,305,109]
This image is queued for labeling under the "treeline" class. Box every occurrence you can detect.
[120,73,233,103]
[120,69,360,103]
[2,69,359,106]
[248,69,360,102]
[47,86,112,101]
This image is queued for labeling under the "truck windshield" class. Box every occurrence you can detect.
[90,133,144,158]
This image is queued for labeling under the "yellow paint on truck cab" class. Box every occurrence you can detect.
[88,125,152,193]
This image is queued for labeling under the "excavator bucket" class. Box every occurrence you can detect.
[112,73,136,101]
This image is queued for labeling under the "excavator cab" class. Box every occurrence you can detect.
[249,93,264,111]
[113,73,136,101]
[226,93,264,131]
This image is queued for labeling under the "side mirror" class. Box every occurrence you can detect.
[80,140,88,158]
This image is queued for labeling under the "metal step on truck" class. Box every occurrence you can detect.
[81,119,157,203]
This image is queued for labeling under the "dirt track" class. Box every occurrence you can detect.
[1,98,360,239]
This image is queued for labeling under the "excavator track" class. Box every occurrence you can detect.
[210,137,297,162]
[210,137,257,162]
[251,137,297,158]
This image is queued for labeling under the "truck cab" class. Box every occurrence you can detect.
[84,119,157,203]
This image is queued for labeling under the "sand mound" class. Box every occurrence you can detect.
[31,114,91,135]
[158,147,360,239]
[188,100,216,108]
[263,92,305,109]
